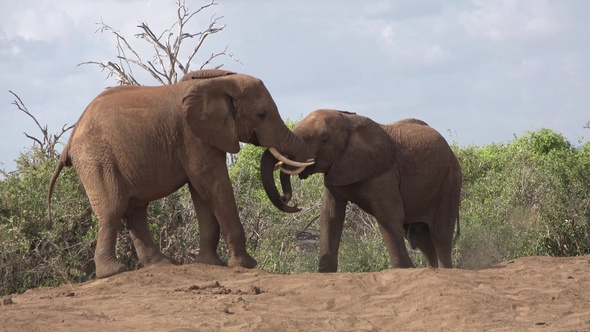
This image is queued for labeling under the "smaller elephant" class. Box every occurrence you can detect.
[261,109,461,272]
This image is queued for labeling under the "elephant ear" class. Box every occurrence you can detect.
[182,78,241,154]
[325,118,395,186]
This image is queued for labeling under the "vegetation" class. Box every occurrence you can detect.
[456,129,590,268]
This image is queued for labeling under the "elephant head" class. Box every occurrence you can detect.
[260,109,395,212]
[181,71,314,164]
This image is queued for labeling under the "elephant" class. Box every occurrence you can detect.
[48,69,313,278]
[260,109,461,272]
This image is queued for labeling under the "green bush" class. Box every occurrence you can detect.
[1,148,95,295]
[454,129,590,268]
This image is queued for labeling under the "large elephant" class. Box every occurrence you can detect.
[261,109,461,272]
[48,69,312,278]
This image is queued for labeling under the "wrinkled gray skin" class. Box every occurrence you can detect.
[48,69,309,278]
[261,109,461,272]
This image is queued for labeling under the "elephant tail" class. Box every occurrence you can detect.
[47,146,72,226]
[453,213,461,245]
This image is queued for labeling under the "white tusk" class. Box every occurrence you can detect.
[280,165,307,175]
[268,147,314,167]
[274,161,307,175]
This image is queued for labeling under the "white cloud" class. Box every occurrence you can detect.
[0,43,21,56]
[0,0,188,43]
[0,0,90,42]
[562,52,584,88]
[511,58,547,79]
[353,14,453,71]
[458,0,563,42]
[363,1,392,17]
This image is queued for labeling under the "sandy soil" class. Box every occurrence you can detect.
[1,255,589,331]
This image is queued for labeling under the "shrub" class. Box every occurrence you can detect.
[0,148,94,295]
[454,129,590,268]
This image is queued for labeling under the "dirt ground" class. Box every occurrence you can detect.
[1,255,589,332]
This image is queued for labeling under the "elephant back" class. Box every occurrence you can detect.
[179,69,236,82]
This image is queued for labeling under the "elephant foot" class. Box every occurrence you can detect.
[193,252,224,266]
[391,259,415,268]
[142,254,178,266]
[95,261,128,279]
[228,253,257,269]
[318,254,338,273]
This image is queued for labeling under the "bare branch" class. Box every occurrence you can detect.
[146,61,169,83]
[134,22,176,84]
[10,90,47,139]
[136,22,168,52]
[77,61,139,85]
[24,133,44,147]
[199,45,242,70]
[9,90,73,160]
[80,0,235,86]
[48,124,75,154]
[123,57,166,85]
[185,15,226,72]
[584,121,590,129]
[96,20,145,85]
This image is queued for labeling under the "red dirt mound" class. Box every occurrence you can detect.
[1,255,589,331]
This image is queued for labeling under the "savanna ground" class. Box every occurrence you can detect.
[1,255,589,331]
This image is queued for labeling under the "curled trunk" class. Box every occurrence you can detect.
[279,171,293,204]
[260,149,299,213]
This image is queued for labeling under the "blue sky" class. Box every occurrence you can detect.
[1,0,589,172]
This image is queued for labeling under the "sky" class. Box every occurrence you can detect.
[1,0,589,173]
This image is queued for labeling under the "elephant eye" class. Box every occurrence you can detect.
[321,132,329,143]
[257,111,267,120]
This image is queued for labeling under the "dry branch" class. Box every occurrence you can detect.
[9,90,74,160]
[80,0,239,86]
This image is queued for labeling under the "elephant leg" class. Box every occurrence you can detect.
[430,189,459,268]
[431,232,454,268]
[124,206,177,266]
[94,214,128,278]
[318,187,347,273]
[189,173,256,269]
[377,223,415,268]
[374,196,414,269]
[410,224,439,268]
[188,185,223,266]
[80,170,129,279]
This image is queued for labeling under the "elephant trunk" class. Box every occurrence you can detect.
[274,124,309,163]
[260,149,300,213]
[279,171,293,204]
[260,123,312,213]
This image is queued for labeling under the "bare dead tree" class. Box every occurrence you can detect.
[79,0,240,86]
[584,121,590,129]
[9,91,74,160]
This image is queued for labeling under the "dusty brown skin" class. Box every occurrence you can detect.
[48,70,309,278]
[261,109,461,272]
